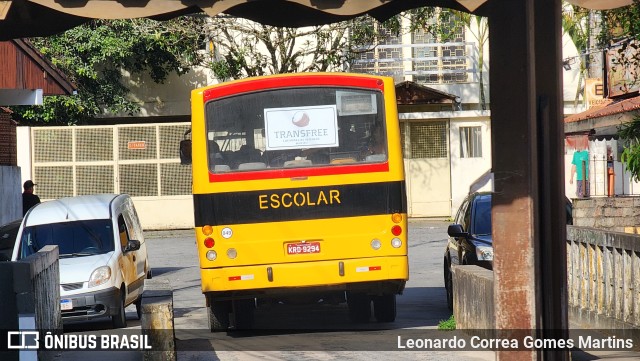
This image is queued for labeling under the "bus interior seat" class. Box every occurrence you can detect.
[214,165,231,173]
[365,154,387,162]
[284,159,313,168]
[238,162,267,170]
[330,158,356,164]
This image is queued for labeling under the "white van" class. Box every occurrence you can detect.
[11,194,151,328]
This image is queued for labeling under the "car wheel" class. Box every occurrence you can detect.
[112,288,127,329]
[347,291,371,323]
[373,294,396,322]
[207,297,230,332]
[232,299,255,330]
[135,297,142,320]
[445,263,454,311]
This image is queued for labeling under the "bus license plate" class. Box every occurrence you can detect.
[287,242,320,255]
[61,299,73,311]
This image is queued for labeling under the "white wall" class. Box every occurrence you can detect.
[132,196,194,230]
[105,66,217,118]
[17,126,31,184]
[0,166,22,224]
[449,117,492,215]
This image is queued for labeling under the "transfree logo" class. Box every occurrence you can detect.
[7,331,39,349]
[291,111,310,127]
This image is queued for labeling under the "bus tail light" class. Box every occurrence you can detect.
[391,213,402,223]
[227,248,237,259]
[206,250,217,261]
[202,225,213,236]
[204,237,215,248]
[391,225,402,236]
[370,239,381,250]
[391,238,402,248]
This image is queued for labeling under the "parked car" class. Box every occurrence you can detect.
[443,192,573,310]
[11,194,151,328]
[0,219,22,261]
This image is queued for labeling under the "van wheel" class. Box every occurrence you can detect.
[233,299,255,330]
[373,294,396,322]
[135,297,142,320]
[207,297,230,332]
[347,291,371,323]
[112,289,127,328]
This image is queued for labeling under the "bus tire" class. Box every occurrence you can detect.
[347,291,371,323]
[373,294,396,322]
[208,299,231,332]
[233,299,255,330]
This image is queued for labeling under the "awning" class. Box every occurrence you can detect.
[0,0,633,40]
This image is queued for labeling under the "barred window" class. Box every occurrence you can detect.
[402,121,448,159]
[460,126,482,158]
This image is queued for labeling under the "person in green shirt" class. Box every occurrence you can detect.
[570,149,590,198]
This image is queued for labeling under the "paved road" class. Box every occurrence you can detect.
[60,219,640,360]
[147,219,493,361]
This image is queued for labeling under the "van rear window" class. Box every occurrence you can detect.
[19,220,115,259]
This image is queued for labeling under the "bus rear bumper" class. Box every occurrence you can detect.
[200,256,408,299]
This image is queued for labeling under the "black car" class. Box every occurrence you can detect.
[443,193,573,310]
[0,219,22,261]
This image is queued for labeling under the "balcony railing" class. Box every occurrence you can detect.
[349,42,479,84]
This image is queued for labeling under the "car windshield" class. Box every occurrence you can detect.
[473,196,492,236]
[19,220,114,259]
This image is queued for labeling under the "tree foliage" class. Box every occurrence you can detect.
[602,1,640,180]
[205,10,436,81]
[13,17,207,125]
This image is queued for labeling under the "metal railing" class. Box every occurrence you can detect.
[587,155,640,197]
[349,42,479,84]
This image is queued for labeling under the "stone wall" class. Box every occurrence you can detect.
[0,165,22,225]
[572,197,640,233]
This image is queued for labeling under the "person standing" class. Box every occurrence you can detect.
[22,180,41,216]
[569,149,590,198]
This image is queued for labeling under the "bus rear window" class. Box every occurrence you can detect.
[204,87,386,173]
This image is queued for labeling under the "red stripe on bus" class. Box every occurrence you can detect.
[228,276,241,281]
[203,74,385,102]
[369,266,381,271]
[208,162,389,182]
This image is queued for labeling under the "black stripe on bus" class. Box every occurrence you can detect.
[193,181,407,226]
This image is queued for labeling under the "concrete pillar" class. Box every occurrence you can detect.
[141,279,175,361]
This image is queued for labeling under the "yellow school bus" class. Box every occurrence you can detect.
[188,73,408,330]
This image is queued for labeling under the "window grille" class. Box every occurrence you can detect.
[33,128,72,163]
[460,126,483,158]
[118,126,157,161]
[119,163,158,197]
[34,166,73,199]
[406,121,448,159]
[77,165,115,195]
[76,128,113,162]
[161,163,192,196]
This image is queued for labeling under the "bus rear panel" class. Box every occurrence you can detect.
[190,73,408,329]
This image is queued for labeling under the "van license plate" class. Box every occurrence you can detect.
[287,242,320,255]
[61,299,73,310]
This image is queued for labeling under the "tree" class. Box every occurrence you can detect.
[562,4,592,108]
[205,14,412,80]
[12,17,207,125]
[410,8,489,110]
[601,1,640,179]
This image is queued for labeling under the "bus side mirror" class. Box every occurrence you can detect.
[180,128,192,165]
[180,139,192,165]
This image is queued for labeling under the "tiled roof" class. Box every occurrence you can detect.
[564,95,640,123]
